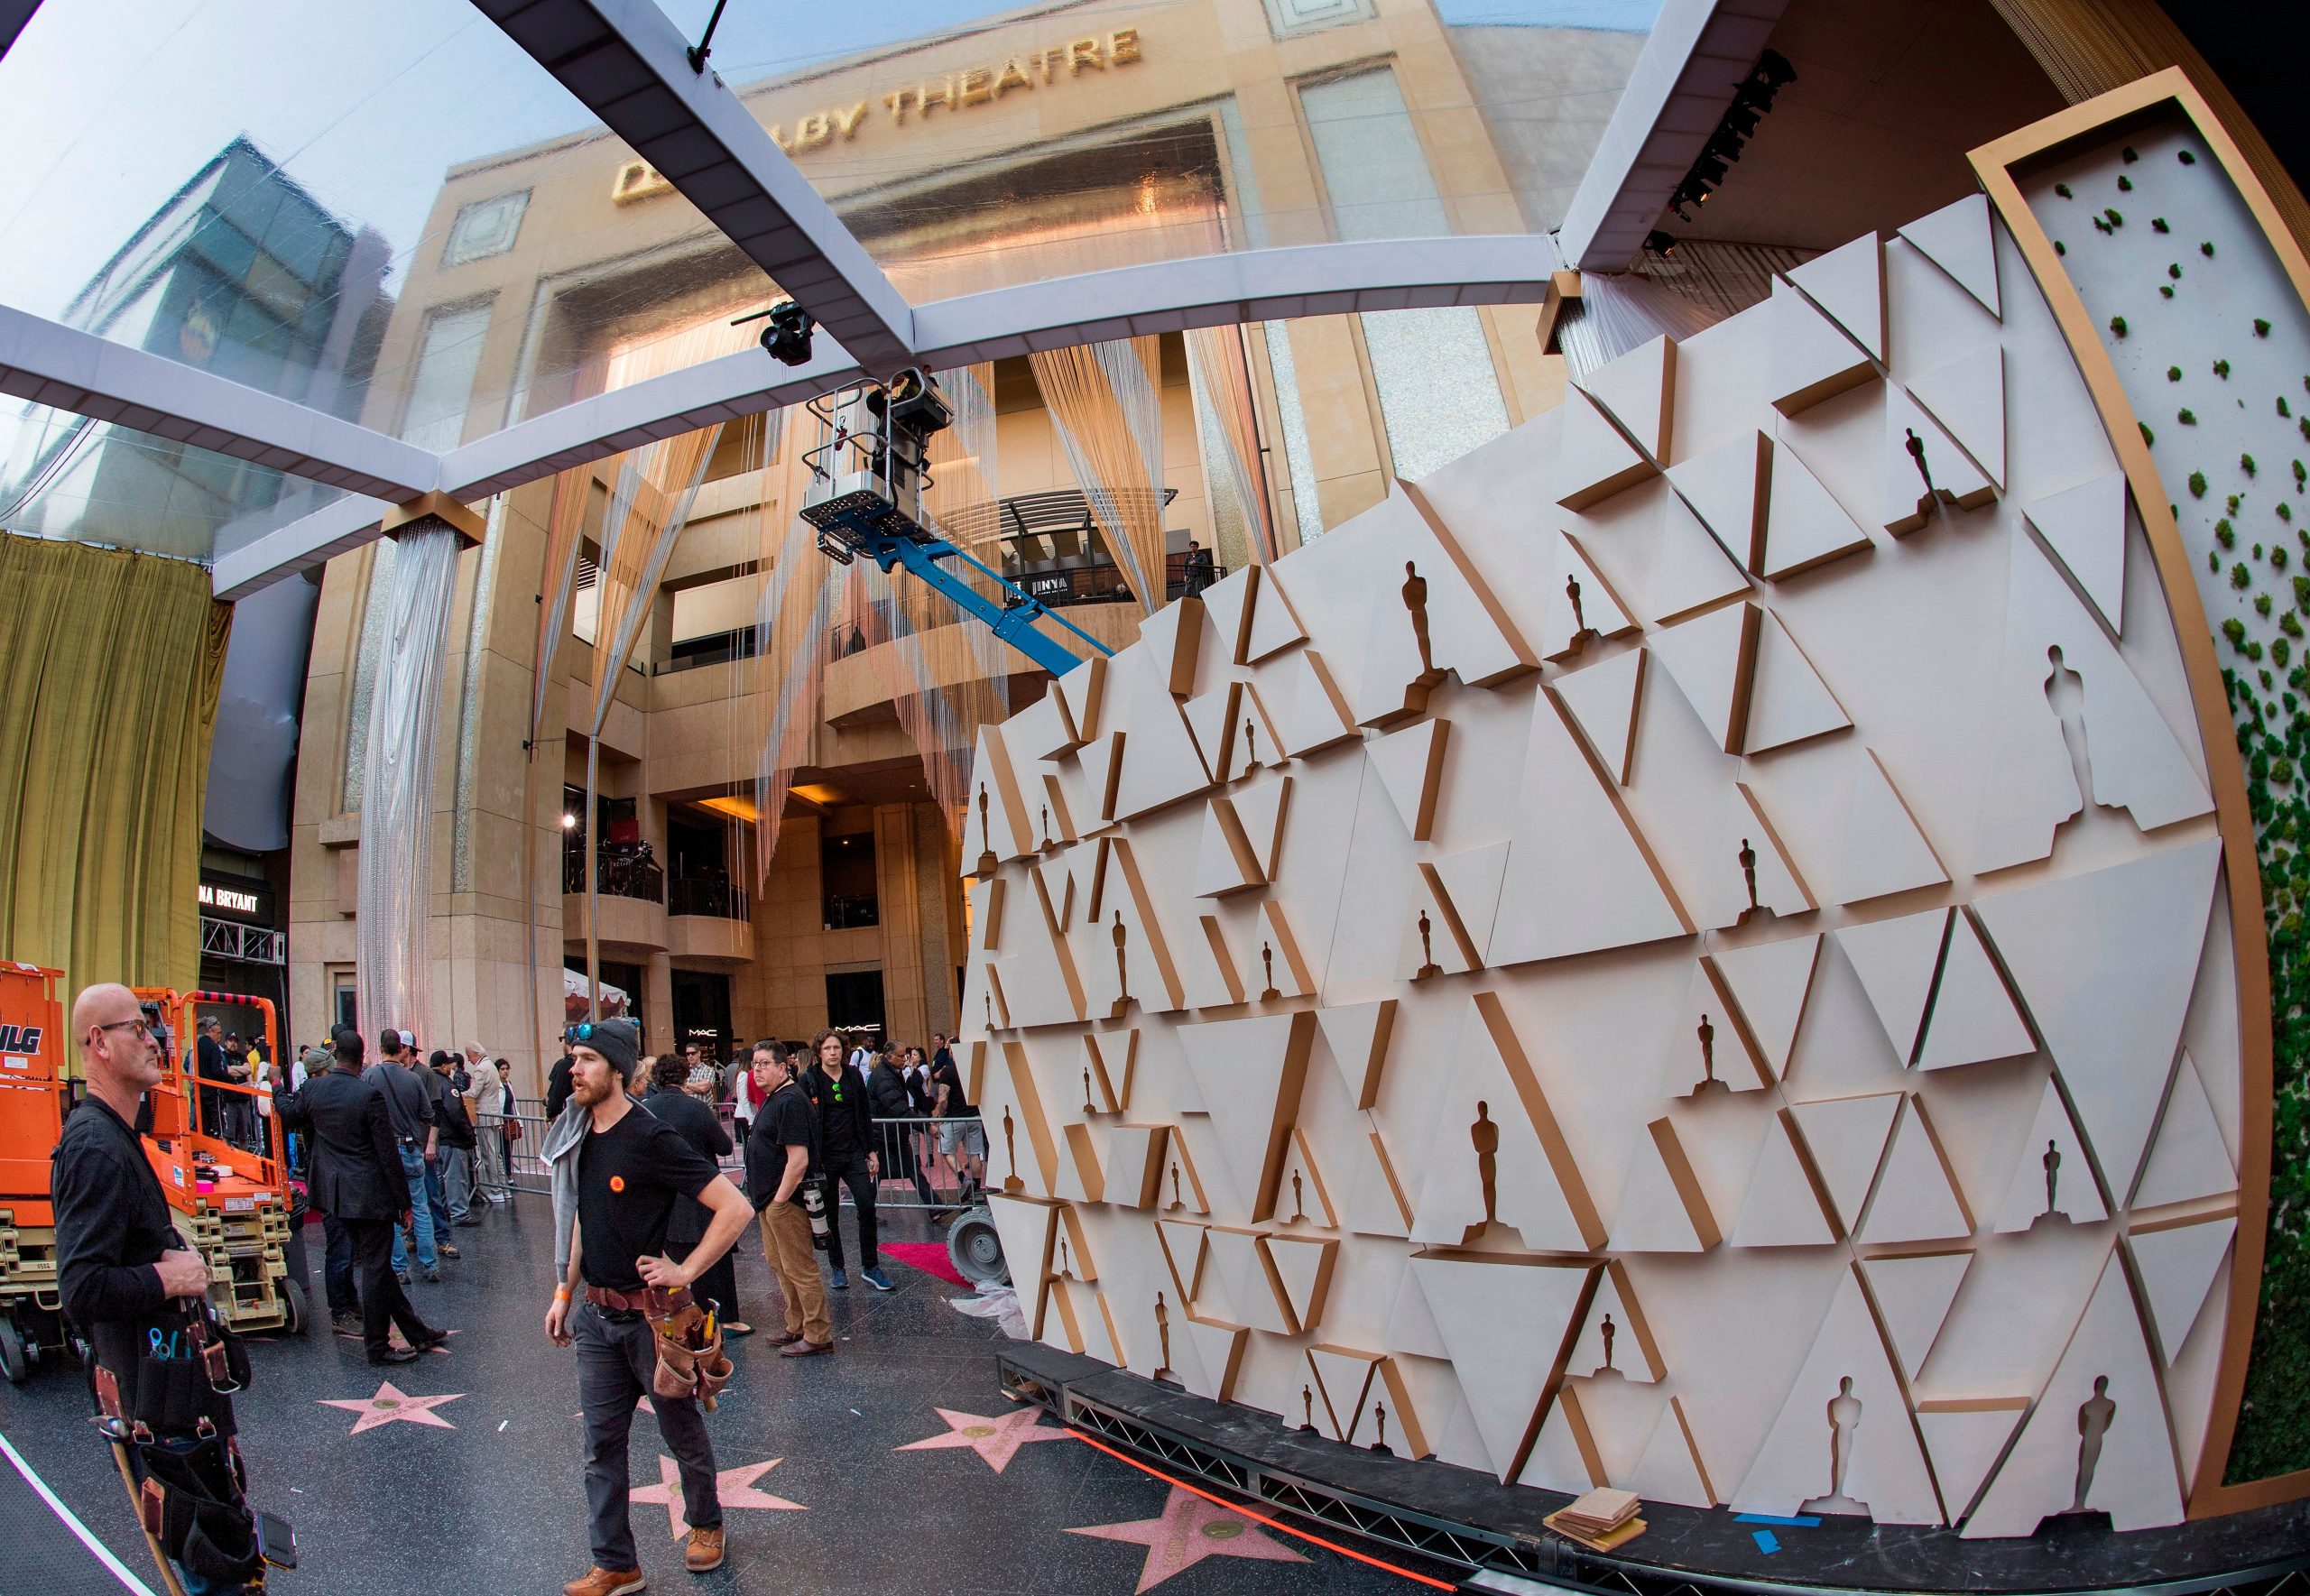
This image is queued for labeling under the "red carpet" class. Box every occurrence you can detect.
[882,1241,968,1287]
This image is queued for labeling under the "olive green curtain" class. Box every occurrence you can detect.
[0,532,230,1004]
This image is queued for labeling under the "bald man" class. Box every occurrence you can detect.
[55,983,265,1591]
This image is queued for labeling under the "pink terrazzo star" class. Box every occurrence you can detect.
[318,1381,466,1435]
[895,1407,1074,1473]
[630,1455,804,1540]
[1067,1485,1307,1592]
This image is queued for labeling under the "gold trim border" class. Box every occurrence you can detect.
[1969,66,2310,1518]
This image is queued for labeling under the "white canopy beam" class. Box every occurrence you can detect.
[471,0,918,377]
[212,234,1557,598]
[1555,0,1791,272]
[0,303,437,501]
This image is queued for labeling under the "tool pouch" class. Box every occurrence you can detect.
[643,1288,733,1411]
[136,1429,263,1586]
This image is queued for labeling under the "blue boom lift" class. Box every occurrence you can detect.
[797,366,1113,678]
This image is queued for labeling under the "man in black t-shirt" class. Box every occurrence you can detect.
[544,1019,752,1595]
[57,984,268,1593]
[743,1040,831,1354]
[929,1040,986,1201]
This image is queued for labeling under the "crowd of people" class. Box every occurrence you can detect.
[52,987,990,1595]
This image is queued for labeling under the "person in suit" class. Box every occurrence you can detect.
[273,1029,445,1365]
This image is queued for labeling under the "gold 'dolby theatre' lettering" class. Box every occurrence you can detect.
[614,29,1143,198]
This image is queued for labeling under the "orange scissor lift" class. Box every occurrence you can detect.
[0,961,71,1382]
[133,988,306,1337]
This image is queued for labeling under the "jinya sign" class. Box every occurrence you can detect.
[614,29,1143,201]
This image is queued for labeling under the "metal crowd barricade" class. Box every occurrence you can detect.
[496,1101,985,1209]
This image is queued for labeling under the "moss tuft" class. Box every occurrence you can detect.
[2181,409,2198,424]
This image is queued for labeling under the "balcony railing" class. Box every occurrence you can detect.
[823,893,878,930]
[670,875,749,920]
[562,838,665,903]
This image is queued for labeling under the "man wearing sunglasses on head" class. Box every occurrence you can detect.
[543,1018,753,1595]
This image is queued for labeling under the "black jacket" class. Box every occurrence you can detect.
[273,1066,408,1222]
[53,1100,176,1344]
[799,1063,873,1167]
[866,1062,914,1120]
[545,1054,576,1120]
[52,1097,235,1433]
[640,1089,731,1245]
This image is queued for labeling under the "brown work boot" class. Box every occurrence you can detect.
[685,1526,726,1573]
[779,1338,832,1358]
[563,1567,644,1596]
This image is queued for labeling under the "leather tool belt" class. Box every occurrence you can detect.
[585,1283,732,1409]
[91,1305,268,1587]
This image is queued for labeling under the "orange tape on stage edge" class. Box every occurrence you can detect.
[1065,1426,1459,1591]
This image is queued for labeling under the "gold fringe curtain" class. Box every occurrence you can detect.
[0,533,228,1001]
[1984,0,2310,258]
[745,365,1015,879]
[906,364,1011,844]
[748,429,839,890]
[1184,324,1277,571]
[528,468,589,750]
[587,427,722,734]
[1030,337,1169,616]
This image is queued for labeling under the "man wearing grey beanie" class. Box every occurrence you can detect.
[543,1018,753,1592]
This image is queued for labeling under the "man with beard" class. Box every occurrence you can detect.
[542,1019,752,1594]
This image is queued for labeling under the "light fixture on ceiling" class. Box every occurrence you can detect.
[1665,47,1796,220]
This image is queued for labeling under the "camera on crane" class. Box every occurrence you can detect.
[737,299,815,366]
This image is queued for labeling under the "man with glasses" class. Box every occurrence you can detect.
[55,986,262,1592]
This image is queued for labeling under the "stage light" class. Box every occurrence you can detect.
[1644,230,1679,257]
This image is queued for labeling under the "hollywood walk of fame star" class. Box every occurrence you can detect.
[630,1456,804,1540]
[1067,1485,1307,1592]
[318,1381,467,1435]
[895,1407,1074,1474]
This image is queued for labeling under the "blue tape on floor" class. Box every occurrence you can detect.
[1734,1513,1821,1527]
[1751,1530,1780,1554]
